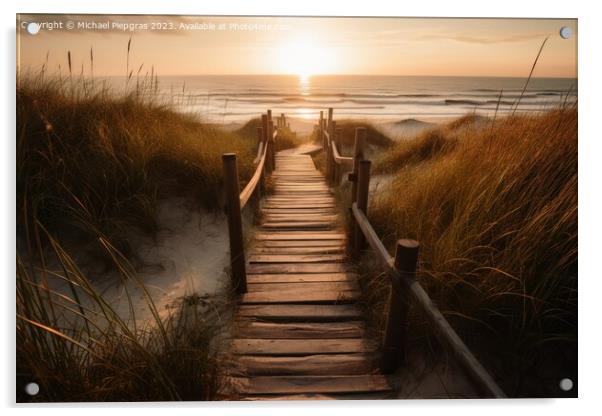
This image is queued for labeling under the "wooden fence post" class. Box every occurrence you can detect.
[334,127,344,185]
[353,160,371,255]
[350,127,366,204]
[381,240,419,373]
[319,111,324,149]
[261,114,272,173]
[269,119,276,169]
[327,121,337,183]
[257,126,265,194]
[321,118,327,151]
[222,153,247,294]
[328,107,333,130]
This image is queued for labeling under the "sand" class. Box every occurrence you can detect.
[44,198,231,325]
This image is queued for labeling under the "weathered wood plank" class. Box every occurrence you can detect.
[246,272,358,284]
[237,304,363,321]
[235,321,365,339]
[261,222,335,229]
[247,281,359,293]
[254,232,345,241]
[241,289,359,304]
[228,353,377,376]
[254,240,345,248]
[246,263,350,274]
[248,254,346,264]
[251,246,345,254]
[229,375,391,395]
[230,338,377,355]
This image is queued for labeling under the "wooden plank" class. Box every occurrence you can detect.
[235,321,365,339]
[241,289,360,304]
[263,215,338,222]
[262,208,336,213]
[261,222,334,229]
[251,246,345,254]
[246,272,358,284]
[264,197,334,202]
[246,263,350,274]
[254,240,345,248]
[248,254,345,263]
[262,204,337,210]
[228,353,377,376]
[237,304,363,321]
[247,281,359,292]
[238,392,396,400]
[254,232,345,241]
[229,375,391,395]
[230,338,377,355]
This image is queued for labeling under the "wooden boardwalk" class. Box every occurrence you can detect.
[224,152,394,400]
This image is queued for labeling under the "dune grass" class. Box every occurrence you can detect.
[311,120,394,150]
[236,117,303,151]
[16,67,260,401]
[17,226,226,402]
[364,109,577,396]
[17,73,258,261]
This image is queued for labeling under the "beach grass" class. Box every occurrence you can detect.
[17,228,225,401]
[16,66,258,401]
[361,109,577,396]
[236,117,303,151]
[17,71,259,261]
[311,120,394,150]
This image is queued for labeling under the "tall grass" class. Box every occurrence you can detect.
[17,222,225,401]
[367,109,577,396]
[311,119,394,151]
[17,70,257,261]
[236,117,303,151]
[17,46,262,401]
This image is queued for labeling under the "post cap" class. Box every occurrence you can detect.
[397,239,419,249]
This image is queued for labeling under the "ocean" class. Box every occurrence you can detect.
[137,75,577,124]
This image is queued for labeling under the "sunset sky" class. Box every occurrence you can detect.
[17,15,577,78]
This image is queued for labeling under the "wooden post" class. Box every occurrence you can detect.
[327,120,337,183]
[327,107,333,130]
[222,153,247,294]
[381,240,420,373]
[350,127,366,204]
[353,160,371,255]
[256,127,265,194]
[261,114,271,172]
[334,127,344,185]
[269,119,276,169]
[319,111,324,148]
[321,118,327,151]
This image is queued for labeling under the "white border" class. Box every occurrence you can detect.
[3,1,601,414]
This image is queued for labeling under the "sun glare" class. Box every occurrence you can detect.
[276,36,337,78]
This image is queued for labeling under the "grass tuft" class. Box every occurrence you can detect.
[367,109,577,396]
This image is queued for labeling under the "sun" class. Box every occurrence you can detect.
[276,36,336,78]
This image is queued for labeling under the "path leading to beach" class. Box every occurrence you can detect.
[223,151,394,399]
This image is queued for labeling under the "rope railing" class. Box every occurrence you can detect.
[314,107,507,399]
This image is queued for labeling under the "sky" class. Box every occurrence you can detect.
[17,15,577,78]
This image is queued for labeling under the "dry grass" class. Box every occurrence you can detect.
[17,227,227,402]
[16,61,259,401]
[311,120,394,151]
[367,109,577,396]
[17,73,258,260]
[236,117,303,151]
